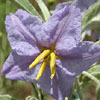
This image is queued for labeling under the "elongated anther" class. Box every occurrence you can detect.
[36,58,48,80]
[50,52,56,79]
[29,50,50,69]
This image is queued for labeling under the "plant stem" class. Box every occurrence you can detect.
[39,89,46,100]
[31,82,39,100]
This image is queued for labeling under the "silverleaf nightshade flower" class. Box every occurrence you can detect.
[2,5,100,100]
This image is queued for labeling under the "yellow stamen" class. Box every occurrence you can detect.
[50,52,56,79]
[36,58,48,80]
[29,50,50,69]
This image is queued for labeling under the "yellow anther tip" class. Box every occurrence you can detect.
[50,74,55,79]
[35,74,42,80]
[29,66,32,69]
[29,64,35,69]
[35,76,40,80]
[29,61,36,69]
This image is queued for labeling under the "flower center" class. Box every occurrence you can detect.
[29,49,56,80]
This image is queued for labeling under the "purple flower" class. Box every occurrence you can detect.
[2,5,100,100]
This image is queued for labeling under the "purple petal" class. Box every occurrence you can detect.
[15,9,42,26]
[56,41,100,75]
[1,51,77,100]
[55,36,77,56]
[55,0,98,15]
[55,6,81,55]
[55,6,81,43]
[2,51,65,100]
[50,42,100,99]
[31,6,69,47]
[54,51,100,100]
[33,5,81,47]
[1,51,41,82]
[54,1,72,12]
[15,9,42,36]
[56,41,100,57]
[76,0,98,13]
[5,9,41,56]
[36,63,75,100]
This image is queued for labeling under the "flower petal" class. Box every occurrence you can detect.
[55,36,77,56]
[1,51,41,82]
[56,41,100,75]
[15,9,42,34]
[1,51,77,100]
[52,41,100,99]
[56,41,100,57]
[32,5,81,47]
[75,0,98,14]
[54,5,81,49]
[30,6,69,47]
[5,9,41,56]
[36,64,75,100]
[55,0,98,14]
[54,1,72,13]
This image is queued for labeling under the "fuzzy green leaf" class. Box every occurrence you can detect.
[82,0,100,27]
[15,0,42,19]
[82,15,100,32]
[35,0,50,21]
[96,85,100,100]
[0,95,17,100]
[25,96,38,100]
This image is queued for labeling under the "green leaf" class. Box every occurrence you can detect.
[88,65,100,74]
[35,0,50,21]
[87,65,100,80]
[69,91,81,100]
[78,65,100,90]
[25,96,38,100]
[39,89,46,100]
[75,81,83,100]
[96,40,100,45]
[82,15,100,32]
[0,94,17,100]
[82,71,100,85]
[82,0,100,27]
[15,0,42,19]
[96,85,100,100]
[82,0,100,40]
[31,83,39,100]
